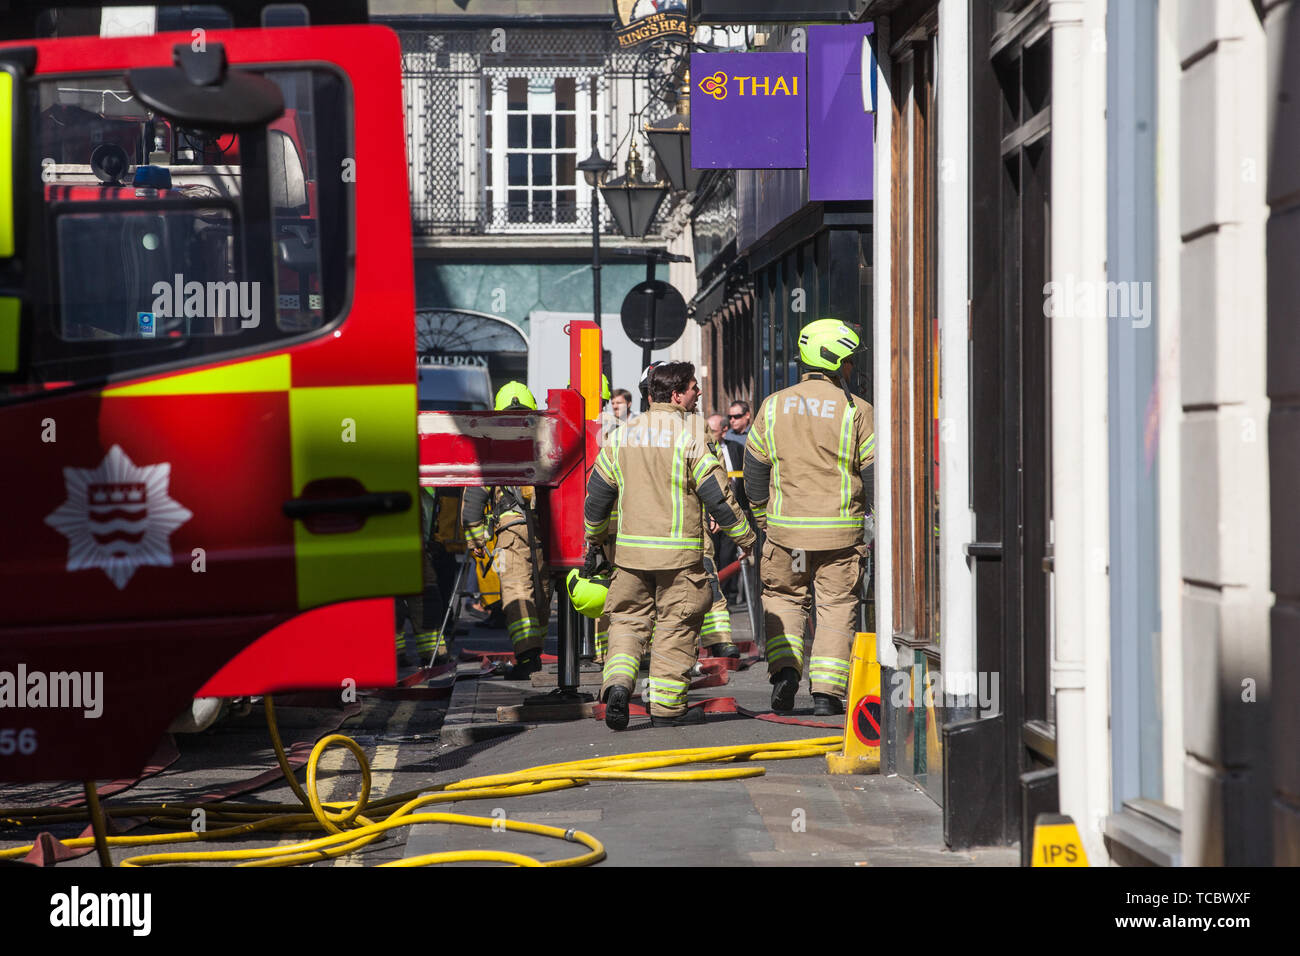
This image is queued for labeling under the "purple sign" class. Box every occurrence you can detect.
[808,23,875,201]
[690,52,807,170]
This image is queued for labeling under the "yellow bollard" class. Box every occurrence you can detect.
[825,632,882,774]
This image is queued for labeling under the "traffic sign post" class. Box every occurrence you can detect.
[620,277,686,350]
[621,268,688,409]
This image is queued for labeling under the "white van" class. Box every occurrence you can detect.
[417,362,494,411]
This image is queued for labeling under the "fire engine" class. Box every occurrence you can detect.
[0,1,605,786]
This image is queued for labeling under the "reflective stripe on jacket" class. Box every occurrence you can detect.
[584,404,755,570]
[744,373,875,551]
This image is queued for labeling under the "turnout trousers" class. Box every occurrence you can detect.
[594,535,616,662]
[760,539,866,698]
[700,547,732,647]
[397,492,449,661]
[405,545,447,659]
[495,522,550,654]
[600,563,712,717]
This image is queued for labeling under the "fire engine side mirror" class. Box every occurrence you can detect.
[0,51,32,377]
[127,42,285,131]
[0,67,17,259]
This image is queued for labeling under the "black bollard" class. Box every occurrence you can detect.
[578,612,595,661]
[557,577,579,693]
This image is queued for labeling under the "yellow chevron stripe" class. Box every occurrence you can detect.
[0,72,13,258]
[0,297,18,373]
[103,353,291,396]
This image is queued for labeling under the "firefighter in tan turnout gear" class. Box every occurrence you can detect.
[744,319,875,717]
[461,382,553,681]
[583,361,757,730]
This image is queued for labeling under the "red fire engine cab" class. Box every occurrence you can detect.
[0,2,424,782]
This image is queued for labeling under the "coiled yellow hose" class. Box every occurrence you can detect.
[0,696,842,867]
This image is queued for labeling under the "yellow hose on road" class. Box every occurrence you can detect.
[0,697,842,867]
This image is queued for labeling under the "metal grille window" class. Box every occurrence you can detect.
[485,68,603,230]
[394,27,673,237]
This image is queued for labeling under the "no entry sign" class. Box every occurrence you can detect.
[852,694,881,747]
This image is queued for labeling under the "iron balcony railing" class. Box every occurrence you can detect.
[395,26,676,239]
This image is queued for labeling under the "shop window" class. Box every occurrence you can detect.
[770,265,785,391]
[784,251,800,386]
[890,38,940,653]
[816,231,832,319]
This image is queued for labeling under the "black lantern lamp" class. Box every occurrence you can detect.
[645,75,699,194]
[577,144,615,187]
[577,144,617,328]
[598,139,669,239]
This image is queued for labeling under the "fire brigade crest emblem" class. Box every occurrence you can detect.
[44,445,193,590]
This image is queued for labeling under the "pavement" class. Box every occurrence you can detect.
[0,599,1018,868]
[396,602,1018,867]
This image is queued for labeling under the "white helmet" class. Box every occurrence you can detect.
[639,360,667,401]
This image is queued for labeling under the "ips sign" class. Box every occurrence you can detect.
[690,52,807,169]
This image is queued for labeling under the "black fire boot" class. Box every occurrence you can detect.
[503,648,542,681]
[770,667,801,714]
[604,685,630,731]
[812,693,845,717]
[705,641,741,659]
[650,706,706,727]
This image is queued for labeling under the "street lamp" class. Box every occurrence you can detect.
[577,144,615,327]
[599,139,670,240]
[645,76,699,194]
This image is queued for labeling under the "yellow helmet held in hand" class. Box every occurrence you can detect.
[494,381,537,411]
[567,568,610,619]
[798,318,862,372]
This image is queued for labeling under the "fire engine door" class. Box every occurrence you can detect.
[0,26,420,781]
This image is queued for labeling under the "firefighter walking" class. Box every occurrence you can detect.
[461,382,553,681]
[744,319,875,716]
[583,361,756,730]
[395,487,453,665]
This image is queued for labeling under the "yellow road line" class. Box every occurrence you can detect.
[332,701,417,867]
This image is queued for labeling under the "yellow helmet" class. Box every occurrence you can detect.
[567,568,610,619]
[494,381,537,411]
[602,374,611,401]
[798,318,862,372]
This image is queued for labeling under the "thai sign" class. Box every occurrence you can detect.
[690,52,807,169]
[808,22,875,201]
[612,1,689,49]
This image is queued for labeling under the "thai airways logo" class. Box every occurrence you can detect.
[45,445,193,589]
[698,70,799,102]
[699,71,729,101]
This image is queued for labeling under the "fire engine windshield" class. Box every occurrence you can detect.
[29,66,350,353]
